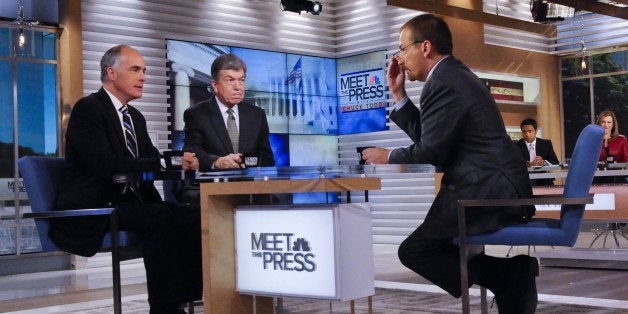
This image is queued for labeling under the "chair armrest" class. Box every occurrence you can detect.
[457,195,593,208]
[22,208,114,219]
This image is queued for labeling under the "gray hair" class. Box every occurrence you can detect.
[100,45,132,82]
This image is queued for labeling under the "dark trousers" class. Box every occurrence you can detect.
[398,226,490,298]
[116,201,202,311]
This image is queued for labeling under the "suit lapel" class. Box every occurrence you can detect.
[207,99,235,153]
[238,104,253,152]
[96,88,129,156]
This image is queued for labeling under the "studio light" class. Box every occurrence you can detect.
[530,0,574,23]
[281,0,322,15]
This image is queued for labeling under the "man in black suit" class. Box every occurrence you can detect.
[55,45,201,313]
[183,53,274,170]
[361,14,537,313]
[518,118,560,186]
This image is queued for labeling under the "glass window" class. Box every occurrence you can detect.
[0,25,58,256]
[593,74,628,128]
[562,79,591,158]
[0,60,13,178]
[0,28,10,56]
[17,62,58,156]
[561,48,627,159]
[561,57,579,78]
[592,52,623,75]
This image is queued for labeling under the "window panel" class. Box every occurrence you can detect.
[562,79,591,159]
[17,62,57,156]
[0,28,10,56]
[593,74,628,129]
[592,52,623,75]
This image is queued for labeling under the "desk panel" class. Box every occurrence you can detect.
[199,177,381,314]
[533,184,628,221]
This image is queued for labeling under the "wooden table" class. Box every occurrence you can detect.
[199,177,381,314]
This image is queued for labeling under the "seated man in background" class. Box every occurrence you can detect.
[55,45,202,313]
[517,118,560,186]
[183,53,275,170]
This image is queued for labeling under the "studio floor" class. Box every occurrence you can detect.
[0,231,627,313]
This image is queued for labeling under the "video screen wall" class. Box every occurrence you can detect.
[166,40,388,168]
[167,40,340,168]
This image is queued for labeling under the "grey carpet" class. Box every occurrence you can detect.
[82,288,623,313]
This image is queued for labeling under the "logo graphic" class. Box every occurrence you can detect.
[339,69,386,113]
[250,233,317,272]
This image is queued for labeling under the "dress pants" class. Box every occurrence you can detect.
[116,201,202,312]
[397,226,487,298]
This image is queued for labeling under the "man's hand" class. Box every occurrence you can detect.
[214,153,244,169]
[527,156,545,167]
[386,57,407,103]
[361,147,390,164]
[182,152,199,171]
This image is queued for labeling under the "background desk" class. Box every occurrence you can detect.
[199,177,381,314]
[530,169,628,221]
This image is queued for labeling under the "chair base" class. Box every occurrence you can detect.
[590,222,628,248]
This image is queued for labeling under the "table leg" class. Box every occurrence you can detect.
[200,193,273,313]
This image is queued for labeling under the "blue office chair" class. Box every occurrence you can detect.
[453,124,604,314]
[18,156,140,314]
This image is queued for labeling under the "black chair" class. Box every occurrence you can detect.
[18,156,141,314]
[453,124,604,314]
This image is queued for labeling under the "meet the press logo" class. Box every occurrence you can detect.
[250,232,317,272]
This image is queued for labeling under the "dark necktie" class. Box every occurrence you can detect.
[119,106,138,158]
[227,108,239,152]
[119,105,142,202]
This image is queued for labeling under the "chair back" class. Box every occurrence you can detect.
[18,156,66,252]
[560,124,604,245]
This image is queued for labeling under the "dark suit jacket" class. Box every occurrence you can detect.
[517,138,559,165]
[517,137,560,186]
[183,97,274,171]
[54,87,162,256]
[389,56,534,239]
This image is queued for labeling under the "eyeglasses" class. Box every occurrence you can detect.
[393,40,425,60]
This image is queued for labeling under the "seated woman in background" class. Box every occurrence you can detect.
[597,110,628,163]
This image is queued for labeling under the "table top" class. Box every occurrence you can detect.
[194,164,436,182]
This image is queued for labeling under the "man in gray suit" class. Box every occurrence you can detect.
[361,14,537,313]
[183,54,274,170]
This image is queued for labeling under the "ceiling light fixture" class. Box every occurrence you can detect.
[575,13,592,76]
[10,0,37,57]
[280,0,322,15]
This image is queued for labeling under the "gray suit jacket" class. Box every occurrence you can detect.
[389,56,534,239]
[183,97,274,171]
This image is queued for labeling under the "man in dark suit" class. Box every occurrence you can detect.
[518,118,560,186]
[361,14,537,313]
[183,53,274,170]
[55,45,201,314]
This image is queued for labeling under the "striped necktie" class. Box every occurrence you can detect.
[227,108,239,152]
[119,106,138,158]
[119,106,142,203]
